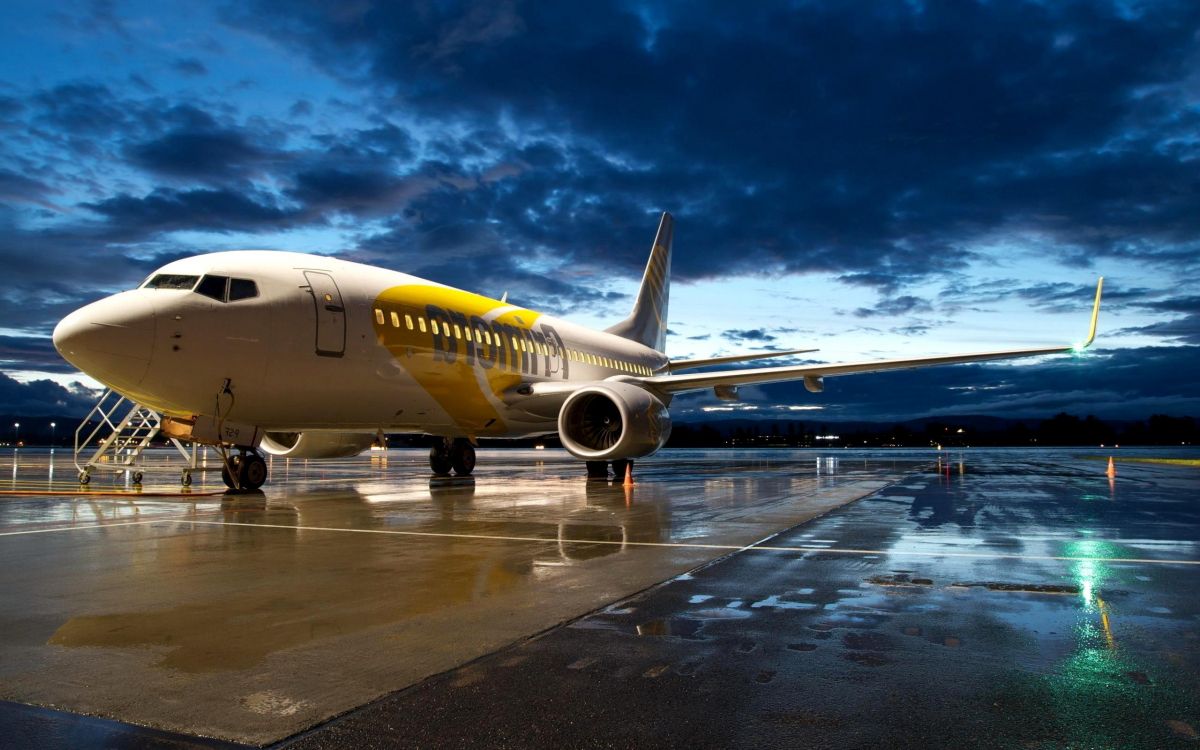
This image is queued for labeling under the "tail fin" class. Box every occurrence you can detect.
[606,212,673,352]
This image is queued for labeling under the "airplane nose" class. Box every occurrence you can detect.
[53,292,156,389]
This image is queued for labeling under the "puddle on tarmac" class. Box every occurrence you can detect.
[636,618,706,639]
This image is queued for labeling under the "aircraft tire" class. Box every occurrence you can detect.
[585,460,609,480]
[221,456,240,489]
[610,459,630,481]
[450,440,476,476]
[239,452,268,490]
[429,444,453,476]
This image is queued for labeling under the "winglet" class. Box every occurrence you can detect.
[1077,277,1103,351]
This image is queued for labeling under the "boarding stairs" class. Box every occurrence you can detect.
[73,389,197,485]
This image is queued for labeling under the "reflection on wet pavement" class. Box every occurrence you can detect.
[277,448,1200,750]
[0,447,902,745]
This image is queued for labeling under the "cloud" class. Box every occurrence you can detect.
[171,58,208,77]
[84,188,300,236]
[0,335,76,373]
[854,295,933,318]
[222,0,1200,287]
[717,346,1200,421]
[0,373,100,417]
[722,329,776,343]
[2,1,1198,424]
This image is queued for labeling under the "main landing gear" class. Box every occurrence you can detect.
[430,438,475,477]
[221,448,268,491]
[587,459,632,481]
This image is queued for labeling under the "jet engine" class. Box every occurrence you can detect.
[558,382,671,460]
[259,431,376,458]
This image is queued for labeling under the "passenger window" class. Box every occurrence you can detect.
[390,312,401,328]
[453,325,462,340]
[228,278,258,301]
[196,274,229,301]
[374,309,385,325]
[440,322,449,337]
[464,328,472,342]
[418,318,427,333]
[405,314,414,330]
[484,331,493,345]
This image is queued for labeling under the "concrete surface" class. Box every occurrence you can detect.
[279,450,1200,749]
[0,448,903,745]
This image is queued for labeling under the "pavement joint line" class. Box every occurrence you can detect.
[0,519,177,537]
[167,519,1200,567]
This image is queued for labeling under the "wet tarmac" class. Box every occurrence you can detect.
[1,448,1198,748]
[0,447,901,747]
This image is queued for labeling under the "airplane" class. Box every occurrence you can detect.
[52,212,1103,490]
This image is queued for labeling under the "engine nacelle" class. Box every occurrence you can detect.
[259,431,376,458]
[558,382,672,460]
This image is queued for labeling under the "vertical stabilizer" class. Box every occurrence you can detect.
[606,212,673,352]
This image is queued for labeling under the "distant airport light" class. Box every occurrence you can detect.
[815,435,839,440]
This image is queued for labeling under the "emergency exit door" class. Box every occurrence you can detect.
[304,271,346,357]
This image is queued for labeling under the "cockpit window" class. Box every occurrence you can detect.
[196,274,229,301]
[190,274,258,302]
[144,274,199,290]
[228,278,258,301]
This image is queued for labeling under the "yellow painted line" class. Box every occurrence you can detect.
[169,520,1200,567]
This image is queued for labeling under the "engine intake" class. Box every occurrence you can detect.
[259,431,376,458]
[558,382,671,460]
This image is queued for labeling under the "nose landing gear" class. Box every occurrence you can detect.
[221,448,268,491]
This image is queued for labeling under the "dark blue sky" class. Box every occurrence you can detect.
[0,0,1198,421]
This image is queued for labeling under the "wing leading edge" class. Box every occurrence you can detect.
[642,277,1104,396]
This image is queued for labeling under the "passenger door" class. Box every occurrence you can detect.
[303,271,346,357]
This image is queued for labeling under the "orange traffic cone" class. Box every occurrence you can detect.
[1106,456,1116,478]
[623,462,635,487]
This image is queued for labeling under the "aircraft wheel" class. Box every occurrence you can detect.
[131,471,144,485]
[221,456,241,489]
[78,471,91,485]
[181,470,193,487]
[429,442,453,476]
[450,440,476,476]
[585,460,609,480]
[239,452,268,490]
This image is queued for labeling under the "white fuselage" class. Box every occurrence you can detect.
[53,251,670,439]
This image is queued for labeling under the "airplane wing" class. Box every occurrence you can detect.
[669,348,817,372]
[642,277,1103,396]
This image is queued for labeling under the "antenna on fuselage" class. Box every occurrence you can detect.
[500,291,509,304]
